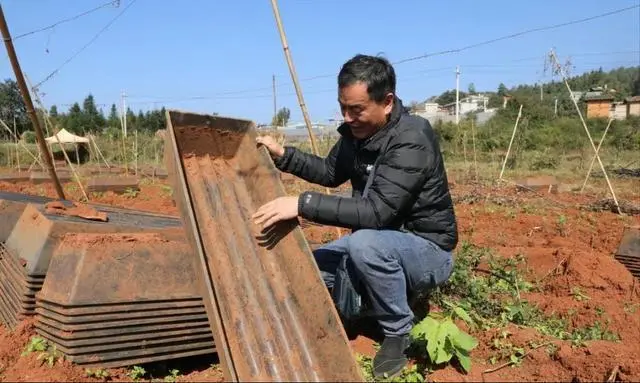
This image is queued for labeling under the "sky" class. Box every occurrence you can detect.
[0,0,638,125]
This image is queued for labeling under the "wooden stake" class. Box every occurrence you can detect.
[269,0,340,238]
[580,118,613,193]
[269,0,319,155]
[0,118,44,167]
[549,49,621,215]
[0,4,65,199]
[499,104,523,180]
[134,129,138,176]
[13,117,19,171]
[471,119,478,182]
[27,80,89,201]
[90,135,111,168]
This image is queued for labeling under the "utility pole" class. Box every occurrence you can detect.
[121,90,127,137]
[272,74,277,128]
[554,98,558,116]
[0,4,65,199]
[540,82,543,101]
[455,66,460,125]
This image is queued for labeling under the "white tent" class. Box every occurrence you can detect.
[45,128,90,144]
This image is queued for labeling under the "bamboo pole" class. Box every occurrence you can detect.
[28,85,89,201]
[269,0,341,238]
[499,105,523,180]
[90,135,111,168]
[549,49,621,214]
[580,118,613,192]
[471,119,478,182]
[269,0,319,155]
[0,118,44,167]
[0,4,65,199]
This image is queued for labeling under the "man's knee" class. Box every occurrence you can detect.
[346,229,390,269]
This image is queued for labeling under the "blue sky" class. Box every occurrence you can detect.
[0,0,638,124]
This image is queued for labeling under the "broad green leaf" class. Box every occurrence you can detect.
[439,319,460,339]
[453,306,475,326]
[451,330,478,351]
[435,337,454,364]
[457,351,472,373]
[426,321,442,361]
[411,317,439,340]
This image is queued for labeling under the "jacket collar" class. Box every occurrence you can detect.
[337,96,405,151]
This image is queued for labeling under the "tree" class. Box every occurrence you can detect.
[435,90,468,105]
[467,83,476,94]
[0,79,29,135]
[272,107,290,127]
[82,94,105,132]
[108,104,120,129]
[497,83,508,97]
[633,68,640,96]
[65,103,84,134]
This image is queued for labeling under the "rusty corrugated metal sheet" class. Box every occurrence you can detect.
[34,232,215,368]
[164,110,362,382]
[615,226,640,279]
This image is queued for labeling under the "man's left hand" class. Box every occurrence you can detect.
[252,196,299,229]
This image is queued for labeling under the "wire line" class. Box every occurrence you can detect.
[12,0,120,41]
[33,0,137,90]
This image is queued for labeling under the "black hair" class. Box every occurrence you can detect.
[338,54,396,103]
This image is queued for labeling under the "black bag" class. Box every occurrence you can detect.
[331,254,362,322]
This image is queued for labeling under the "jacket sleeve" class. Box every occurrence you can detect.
[297,129,435,229]
[273,138,350,188]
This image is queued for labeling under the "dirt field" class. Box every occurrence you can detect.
[0,169,638,382]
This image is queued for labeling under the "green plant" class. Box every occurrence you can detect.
[410,312,478,373]
[22,336,63,367]
[85,368,110,380]
[488,330,525,366]
[556,215,568,237]
[161,185,173,197]
[164,369,181,382]
[22,336,48,355]
[123,188,139,198]
[127,366,146,381]
[571,287,591,302]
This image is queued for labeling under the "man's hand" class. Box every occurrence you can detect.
[256,135,285,159]
[252,196,299,230]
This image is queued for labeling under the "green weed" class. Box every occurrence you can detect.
[85,368,110,380]
[127,366,146,381]
[21,336,62,367]
[411,311,478,373]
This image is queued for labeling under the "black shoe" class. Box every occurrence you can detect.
[373,335,411,379]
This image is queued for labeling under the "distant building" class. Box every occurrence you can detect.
[624,96,640,117]
[412,102,440,115]
[584,94,615,119]
[441,94,490,115]
[611,102,627,120]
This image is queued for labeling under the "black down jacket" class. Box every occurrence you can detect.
[273,97,458,251]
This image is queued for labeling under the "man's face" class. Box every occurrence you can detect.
[338,82,394,139]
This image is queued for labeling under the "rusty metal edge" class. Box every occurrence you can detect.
[164,108,237,382]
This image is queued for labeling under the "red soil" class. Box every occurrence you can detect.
[0,170,639,382]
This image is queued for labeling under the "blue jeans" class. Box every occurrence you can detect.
[313,229,453,336]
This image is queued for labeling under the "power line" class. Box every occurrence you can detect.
[123,57,638,106]
[33,0,136,90]
[394,4,639,65]
[12,0,120,41]
[126,51,639,101]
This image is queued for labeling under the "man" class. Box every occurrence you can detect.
[253,54,458,378]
